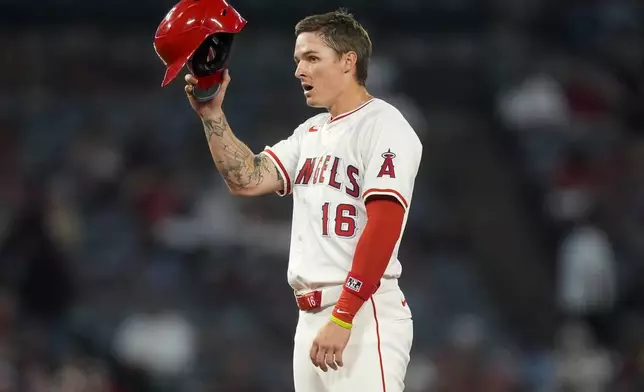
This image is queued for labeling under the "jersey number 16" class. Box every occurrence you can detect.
[321,202,357,238]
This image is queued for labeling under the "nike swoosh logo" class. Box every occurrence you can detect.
[335,309,350,315]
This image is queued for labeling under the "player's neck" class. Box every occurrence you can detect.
[327,86,373,119]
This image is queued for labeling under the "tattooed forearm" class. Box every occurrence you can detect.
[216,148,270,190]
[203,117,228,139]
[201,113,282,194]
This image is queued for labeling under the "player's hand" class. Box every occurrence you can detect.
[310,321,351,372]
[184,70,231,119]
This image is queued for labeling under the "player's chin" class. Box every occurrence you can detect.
[304,95,324,108]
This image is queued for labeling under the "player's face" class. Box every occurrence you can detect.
[294,32,347,108]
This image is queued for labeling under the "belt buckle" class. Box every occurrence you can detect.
[296,290,322,311]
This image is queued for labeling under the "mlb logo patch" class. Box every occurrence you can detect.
[345,277,363,293]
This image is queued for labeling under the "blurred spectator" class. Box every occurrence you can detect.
[498,72,570,132]
[112,302,196,386]
[554,321,615,392]
[557,209,617,345]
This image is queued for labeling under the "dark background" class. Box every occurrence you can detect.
[0,0,643,390]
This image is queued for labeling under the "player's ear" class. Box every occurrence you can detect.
[342,51,357,74]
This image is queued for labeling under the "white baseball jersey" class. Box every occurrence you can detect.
[261,98,422,292]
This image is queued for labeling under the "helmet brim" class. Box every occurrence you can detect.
[161,59,187,87]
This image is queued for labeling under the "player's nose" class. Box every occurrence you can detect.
[294,63,306,79]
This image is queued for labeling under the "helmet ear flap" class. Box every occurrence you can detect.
[188,33,235,77]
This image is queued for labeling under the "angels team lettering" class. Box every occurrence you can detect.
[294,155,360,198]
[295,155,360,238]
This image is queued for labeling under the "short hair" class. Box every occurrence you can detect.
[295,9,372,86]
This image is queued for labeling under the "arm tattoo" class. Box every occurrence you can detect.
[203,117,228,140]
[202,114,279,191]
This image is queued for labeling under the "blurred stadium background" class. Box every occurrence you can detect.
[0,0,643,390]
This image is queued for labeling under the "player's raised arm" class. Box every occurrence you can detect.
[153,0,273,195]
[184,72,284,197]
[199,110,284,196]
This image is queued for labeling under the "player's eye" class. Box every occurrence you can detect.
[310,56,319,62]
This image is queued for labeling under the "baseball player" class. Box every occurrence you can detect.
[156,4,422,391]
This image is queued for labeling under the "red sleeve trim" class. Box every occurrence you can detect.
[363,188,408,209]
[263,148,291,196]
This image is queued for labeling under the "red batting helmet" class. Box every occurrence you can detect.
[153,0,246,94]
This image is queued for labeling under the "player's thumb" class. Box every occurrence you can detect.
[184,84,199,108]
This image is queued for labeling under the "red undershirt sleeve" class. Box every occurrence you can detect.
[330,196,405,328]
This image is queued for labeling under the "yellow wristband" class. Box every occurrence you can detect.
[330,315,352,329]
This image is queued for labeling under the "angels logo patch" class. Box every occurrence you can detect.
[377,149,396,178]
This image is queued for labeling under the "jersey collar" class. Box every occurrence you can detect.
[328,98,375,124]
